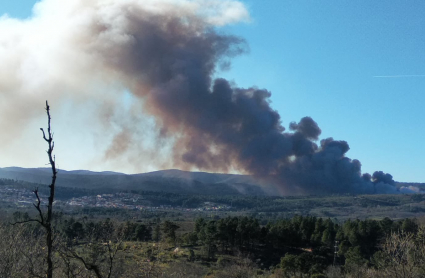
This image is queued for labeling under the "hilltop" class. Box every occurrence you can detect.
[0,167,279,196]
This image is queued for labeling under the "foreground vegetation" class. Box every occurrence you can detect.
[2,211,425,277]
[3,174,425,278]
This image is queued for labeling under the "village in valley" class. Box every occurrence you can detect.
[0,184,231,212]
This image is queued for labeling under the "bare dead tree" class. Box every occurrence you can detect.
[370,230,425,278]
[13,101,58,278]
[40,100,58,278]
[0,223,47,278]
[63,241,121,278]
[57,219,125,278]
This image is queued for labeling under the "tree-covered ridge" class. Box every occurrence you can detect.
[0,167,272,196]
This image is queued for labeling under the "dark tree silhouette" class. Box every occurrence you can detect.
[39,100,58,278]
[13,101,58,278]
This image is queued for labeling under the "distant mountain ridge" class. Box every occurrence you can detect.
[0,167,278,196]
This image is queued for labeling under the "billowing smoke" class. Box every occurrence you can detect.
[0,0,400,194]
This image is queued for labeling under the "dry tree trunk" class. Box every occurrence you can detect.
[40,100,58,278]
[11,101,58,278]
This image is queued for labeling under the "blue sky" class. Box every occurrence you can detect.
[224,1,425,183]
[1,0,424,182]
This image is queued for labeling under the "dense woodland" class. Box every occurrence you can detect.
[2,210,425,277]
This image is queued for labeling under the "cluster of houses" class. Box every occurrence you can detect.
[0,186,44,206]
[0,186,232,212]
[64,194,232,212]
[64,193,146,210]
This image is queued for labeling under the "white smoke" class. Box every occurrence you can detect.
[0,0,249,172]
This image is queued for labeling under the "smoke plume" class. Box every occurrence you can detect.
[0,0,400,194]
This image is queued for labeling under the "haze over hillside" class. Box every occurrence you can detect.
[1,167,424,198]
[0,167,278,196]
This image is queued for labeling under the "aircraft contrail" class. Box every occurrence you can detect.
[373,75,425,78]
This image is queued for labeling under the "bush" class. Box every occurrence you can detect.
[311,274,326,278]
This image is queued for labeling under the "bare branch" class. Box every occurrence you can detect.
[67,250,103,278]
[33,188,45,225]
[10,219,43,226]
[106,241,121,278]
[40,128,49,142]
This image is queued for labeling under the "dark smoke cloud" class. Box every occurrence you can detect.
[0,0,399,195]
[87,3,397,195]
